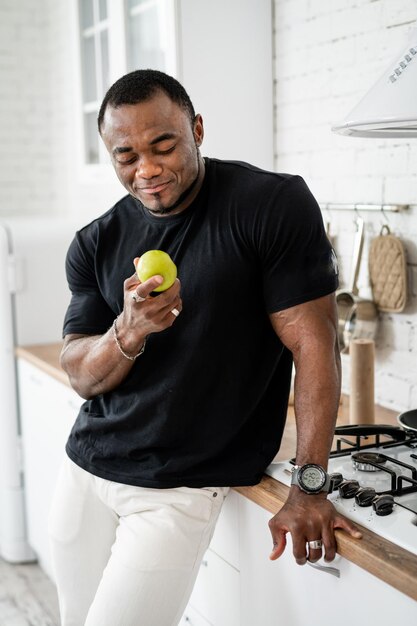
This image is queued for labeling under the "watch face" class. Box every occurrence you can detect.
[299,465,326,492]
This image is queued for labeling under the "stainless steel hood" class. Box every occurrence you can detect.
[332,28,417,138]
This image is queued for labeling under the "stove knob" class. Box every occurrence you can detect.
[355,487,376,507]
[329,472,344,493]
[338,479,360,499]
[372,494,395,516]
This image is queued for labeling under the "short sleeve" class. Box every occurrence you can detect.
[258,176,339,313]
[63,234,115,337]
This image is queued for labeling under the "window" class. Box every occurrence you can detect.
[126,0,176,74]
[79,0,110,163]
[78,0,178,166]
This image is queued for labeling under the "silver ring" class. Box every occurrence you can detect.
[307,540,322,550]
[171,308,180,317]
[132,292,146,303]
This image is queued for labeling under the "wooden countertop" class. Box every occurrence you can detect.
[16,342,417,602]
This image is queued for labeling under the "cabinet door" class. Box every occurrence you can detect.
[179,604,213,626]
[18,359,82,579]
[238,496,417,626]
[209,489,240,570]
[187,548,240,626]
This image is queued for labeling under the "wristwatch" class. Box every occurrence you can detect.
[291,463,331,494]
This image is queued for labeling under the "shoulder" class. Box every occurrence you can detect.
[75,194,136,245]
[206,158,319,226]
[66,194,136,274]
[205,158,312,213]
[206,157,299,192]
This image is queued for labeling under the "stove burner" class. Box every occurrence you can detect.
[352,452,387,472]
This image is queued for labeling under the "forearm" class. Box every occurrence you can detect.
[270,294,341,470]
[292,332,341,468]
[61,272,182,399]
[61,317,147,399]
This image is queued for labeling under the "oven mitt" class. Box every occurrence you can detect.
[368,225,407,312]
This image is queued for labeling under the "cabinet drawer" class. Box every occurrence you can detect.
[189,549,240,626]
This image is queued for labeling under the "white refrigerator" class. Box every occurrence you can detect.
[0,217,80,563]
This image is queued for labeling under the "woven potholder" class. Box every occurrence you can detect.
[368,225,407,312]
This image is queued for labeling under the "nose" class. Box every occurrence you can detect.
[135,155,163,180]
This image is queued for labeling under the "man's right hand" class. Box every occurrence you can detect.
[118,259,182,353]
[60,259,182,400]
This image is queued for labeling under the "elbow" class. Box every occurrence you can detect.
[59,341,100,400]
[67,374,99,400]
[61,352,98,400]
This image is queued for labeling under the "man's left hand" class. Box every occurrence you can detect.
[268,488,362,564]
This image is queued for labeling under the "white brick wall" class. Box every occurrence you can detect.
[0,0,125,220]
[274,0,417,411]
[0,0,55,215]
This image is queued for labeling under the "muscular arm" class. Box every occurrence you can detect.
[270,293,341,469]
[267,293,361,563]
[61,268,182,399]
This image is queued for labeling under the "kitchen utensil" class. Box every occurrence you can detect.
[368,224,407,312]
[349,338,375,424]
[336,217,378,353]
[397,409,417,432]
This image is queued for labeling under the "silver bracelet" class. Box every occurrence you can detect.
[112,317,146,361]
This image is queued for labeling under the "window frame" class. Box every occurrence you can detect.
[75,0,180,181]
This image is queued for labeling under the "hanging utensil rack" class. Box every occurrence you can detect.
[319,203,410,212]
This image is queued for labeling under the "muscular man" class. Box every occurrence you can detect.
[48,69,360,626]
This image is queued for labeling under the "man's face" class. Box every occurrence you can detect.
[100,91,204,216]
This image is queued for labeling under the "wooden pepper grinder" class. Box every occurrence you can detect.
[349,338,375,425]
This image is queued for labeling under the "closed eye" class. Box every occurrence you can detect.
[117,156,137,165]
[156,145,176,155]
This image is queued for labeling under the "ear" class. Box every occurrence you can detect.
[193,114,204,147]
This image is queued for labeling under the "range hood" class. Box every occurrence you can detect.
[332,28,417,138]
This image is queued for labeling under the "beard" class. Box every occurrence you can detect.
[143,148,202,216]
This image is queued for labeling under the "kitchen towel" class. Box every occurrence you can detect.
[368,225,407,312]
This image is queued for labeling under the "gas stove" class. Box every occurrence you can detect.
[265,424,417,556]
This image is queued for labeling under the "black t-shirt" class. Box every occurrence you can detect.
[63,158,338,488]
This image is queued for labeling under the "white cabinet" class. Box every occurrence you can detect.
[181,490,241,626]
[17,359,82,580]
[179,603,212,626]
[209,488,240,570]
[238,496,417,626]
[187,549,240,626]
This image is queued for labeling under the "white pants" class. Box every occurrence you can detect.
[48,456,229,626]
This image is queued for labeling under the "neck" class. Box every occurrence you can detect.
[147,155,205,217]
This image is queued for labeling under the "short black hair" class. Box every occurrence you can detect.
[97,69,196,133]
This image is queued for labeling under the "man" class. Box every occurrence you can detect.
[48,69,361,626]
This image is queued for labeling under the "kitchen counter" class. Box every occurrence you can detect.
[16,343,417,602]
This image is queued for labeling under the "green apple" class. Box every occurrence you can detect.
[136,250,177,292]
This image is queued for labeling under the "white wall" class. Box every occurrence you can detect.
[179,0,274,171]
[0,0,131,220]
[0,0,56,216]
[273,0,417,411]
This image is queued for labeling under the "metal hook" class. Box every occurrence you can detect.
[353,205,364,230]
[381,205,391,230]
[353,203,362,218]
